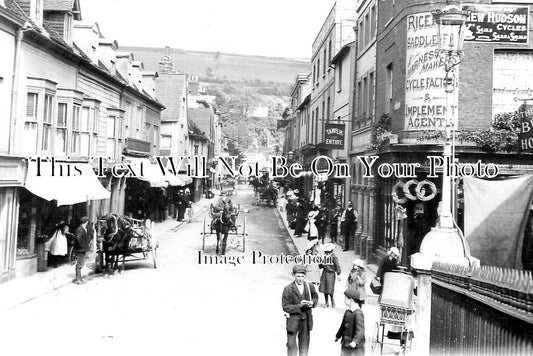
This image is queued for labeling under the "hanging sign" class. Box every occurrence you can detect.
[324,123,345,149]
[463,4,529,44]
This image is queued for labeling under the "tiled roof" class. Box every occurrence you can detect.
[43,0,75,11]
[4,0,35,25]
[188,107,213,140]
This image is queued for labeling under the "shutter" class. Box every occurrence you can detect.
[26,93,37,118]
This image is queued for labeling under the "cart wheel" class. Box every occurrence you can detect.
[152,248,157,269]
[202,217,206,251]
[242,216,246,252]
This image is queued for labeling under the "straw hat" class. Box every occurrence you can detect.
[321,243,336,252]
[306,239,319,251]
[389,247,400,257]
[308,210,319,219]
[352,258,365,269]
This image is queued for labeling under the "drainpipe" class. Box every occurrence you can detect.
[8,27,24,154]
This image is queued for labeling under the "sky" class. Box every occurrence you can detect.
[81,0,338,60]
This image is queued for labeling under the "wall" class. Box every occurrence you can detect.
[0,22,16,153]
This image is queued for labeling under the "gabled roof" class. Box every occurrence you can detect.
[44,0,82,20]
[188,106,213,140]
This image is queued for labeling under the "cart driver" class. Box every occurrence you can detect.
[210,191,235,229]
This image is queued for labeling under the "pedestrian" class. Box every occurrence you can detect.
[335,289,366,356]
[306,207,319,241]
[73,216,91,285]
[48,222,70,267]
[346,259,366,305]
[376,247,400,287]
[278,194,288,212]
[294,201,308,237]
[176,190,186,221]
[330,206,341,243]
[305,240,321,286]
[319,243,341,308]
[282,264,319,356]
[340,201,358,251]
[316,206,329,244]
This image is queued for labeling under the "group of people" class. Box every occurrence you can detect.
[175,188,192,222]
[282,246,402,356]
[282,264,366,356]
[282,189,359,252]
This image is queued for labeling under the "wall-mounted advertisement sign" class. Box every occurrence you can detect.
[324,123,345,149]
[463,4,529,44]
[518,104,533,153]
[405,12,458,131]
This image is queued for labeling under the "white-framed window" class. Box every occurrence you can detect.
[107,115,117,158]
[72,104,81,155]
[337,61,343,92]
[194,144,199,155]
[153,125,159,148]
[25,93,39,154]
[80,106,90,157]
[386,63,394,114]
[41,94,53,153]
[56,103,68,155]
[161,134,171,149]
[91,108,99,156]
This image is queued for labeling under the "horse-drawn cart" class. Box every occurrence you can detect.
[220,178,236,196]
[200,204,247,254]
[95,215,158,273]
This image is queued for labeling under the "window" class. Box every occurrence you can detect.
[136,106,143,137]
[153,125,159,148]
[91,108,99,156]
[327,97,331,121]
[56,103,68,155]
[359,21,364,50]
[337,61,343,91]
[357,81,363,119]
[80,107,90,157]
[107,115,117,158]
[386,63,394,114]
[161,134,171,149]
[328,39,332,65]
[365,13,370,46]
[25,93,39,153]
[369,72,375,118]
[124,101,131,137]
[72,105,81,155]
[313,64,316,85]
[194,144,199,155]
[371,6,376,40]
[323,48,327,75]
[42,94,53,152]
[363,77,368,118]
[317,59,320,84]
[144,123,151,142]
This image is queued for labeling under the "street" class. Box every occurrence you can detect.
[0,186,388,356]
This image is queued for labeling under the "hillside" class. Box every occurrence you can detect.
[122,46,310,84]
[126,46,310,153]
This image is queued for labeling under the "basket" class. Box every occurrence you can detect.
[379,303,414,326]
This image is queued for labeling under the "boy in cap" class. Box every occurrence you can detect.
[335,289,366,355]
[73,216,91,284]
[282,264,319,356]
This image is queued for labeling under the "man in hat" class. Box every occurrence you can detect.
[340,201,358,251]
[282,264,319,356]
[377,246,400,286]
[210,191,234,230]
[73,216,91,284]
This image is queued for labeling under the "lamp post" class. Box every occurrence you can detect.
[419,1,471,260]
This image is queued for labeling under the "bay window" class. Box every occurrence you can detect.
[56,103,68,155]
[42,94,53,152]
[25,93,39,154]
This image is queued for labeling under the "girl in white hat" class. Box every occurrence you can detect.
[346,259,367,305]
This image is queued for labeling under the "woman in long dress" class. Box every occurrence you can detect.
[346,259,367,305]
[319,243,342,308]
[49,223,69,267]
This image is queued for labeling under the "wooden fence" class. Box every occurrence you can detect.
[430,262,533,355]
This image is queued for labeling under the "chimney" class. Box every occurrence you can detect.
[142,72,159,99]
[98,39,118,74]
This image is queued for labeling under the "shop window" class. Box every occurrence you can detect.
[56,103,68,155]
[25,93,39,154]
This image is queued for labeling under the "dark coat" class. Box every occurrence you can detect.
[341,208,358,227]
[319,253,341,294]
[336,309,365,354]
[282,281,319,332]
[377,256,399,282]
[74,225,91,253]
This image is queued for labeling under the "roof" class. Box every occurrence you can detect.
[44,0,82,20]
[156,73,187,121]
[331,41,355,65]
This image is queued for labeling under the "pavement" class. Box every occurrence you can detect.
[0,197,213,313]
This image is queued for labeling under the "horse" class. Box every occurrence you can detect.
[211,203,235,255]
[100,214,136,274]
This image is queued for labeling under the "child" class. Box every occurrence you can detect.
[278,195,287,212]
[335,289,365,355]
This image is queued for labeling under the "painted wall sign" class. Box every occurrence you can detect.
[518,104,533,153]
[324,123,345,149]
[405,12,458,131]
[463,4,529,44]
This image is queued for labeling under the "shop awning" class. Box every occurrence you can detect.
[24,161,111,206]
[125,157,193,187]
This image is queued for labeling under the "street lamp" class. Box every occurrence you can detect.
[419,1,471,261]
